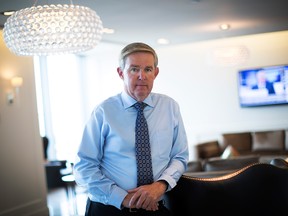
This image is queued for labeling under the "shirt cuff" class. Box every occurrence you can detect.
[109,186,128,209]
[157,175,176,191]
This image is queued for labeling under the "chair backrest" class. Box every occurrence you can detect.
[270,157,288,168]
[195,140,222,159]
[203,155,259,171]
[164,163,288,215]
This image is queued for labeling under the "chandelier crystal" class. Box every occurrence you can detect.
[3,4,103,56]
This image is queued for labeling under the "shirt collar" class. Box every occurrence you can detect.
[121,91,154,109]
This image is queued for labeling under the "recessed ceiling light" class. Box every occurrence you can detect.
[1,10,15,16]
[103,28,115,34]
[157,38,170,45]
[219,24,230,31]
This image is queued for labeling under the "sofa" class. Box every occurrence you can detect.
[195,129,288,160]
[185,129,288,177]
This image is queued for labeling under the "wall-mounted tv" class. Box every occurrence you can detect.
[237,64,288,107]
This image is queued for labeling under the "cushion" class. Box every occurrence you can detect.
[222,132,252,153]
[252,130,285,151]
[221,145,240,159]
[195,141,221,159]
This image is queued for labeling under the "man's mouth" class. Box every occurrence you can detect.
[136,84,147,87]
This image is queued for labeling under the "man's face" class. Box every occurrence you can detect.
[257,70,266,84]
[117,52,159,102]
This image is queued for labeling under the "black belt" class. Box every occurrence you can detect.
[122,200,165,213]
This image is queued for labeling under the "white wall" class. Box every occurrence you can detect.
[0,31,49,215]
[154,31,288,159]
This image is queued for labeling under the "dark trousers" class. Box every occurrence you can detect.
[85,198,173,216]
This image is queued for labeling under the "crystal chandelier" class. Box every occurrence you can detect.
[3,3,103,56]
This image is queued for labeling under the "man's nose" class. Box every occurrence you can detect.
[138,70,146,80]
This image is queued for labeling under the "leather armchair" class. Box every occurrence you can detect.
[164,163,288,215]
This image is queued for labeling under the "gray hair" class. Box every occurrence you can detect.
[119,42,158,69]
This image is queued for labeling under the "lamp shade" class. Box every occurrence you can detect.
[11,76,23,88]
[3,4,103,56]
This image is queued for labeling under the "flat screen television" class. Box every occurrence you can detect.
[237,64,288,107]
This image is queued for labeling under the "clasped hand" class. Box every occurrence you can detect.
[122,181,167,211]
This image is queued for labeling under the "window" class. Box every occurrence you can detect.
[34,43,123,162]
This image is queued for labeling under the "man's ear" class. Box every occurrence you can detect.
[154,67,159,78]
[117,67,124,79]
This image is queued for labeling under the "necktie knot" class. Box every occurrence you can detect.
[134,102,147,112]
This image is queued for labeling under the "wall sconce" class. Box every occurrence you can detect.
[7,76,23,105]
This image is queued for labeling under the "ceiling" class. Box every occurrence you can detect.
[1,0,288,48]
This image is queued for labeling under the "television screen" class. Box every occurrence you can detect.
[237,64,288,107]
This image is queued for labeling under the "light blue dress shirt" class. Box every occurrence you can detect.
[73,91,189,209]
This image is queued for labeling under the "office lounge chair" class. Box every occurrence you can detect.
[164,163,288,215]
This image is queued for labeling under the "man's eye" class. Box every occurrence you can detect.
[145,68,153,72]
[131,67,139,72]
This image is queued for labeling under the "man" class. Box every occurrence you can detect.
[252,70,275,94]
[73,42,189,215]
